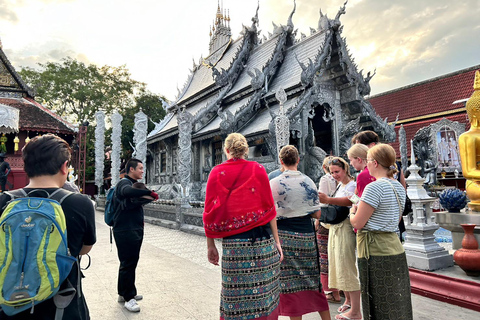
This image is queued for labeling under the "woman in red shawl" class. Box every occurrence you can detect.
[203,133,283,320]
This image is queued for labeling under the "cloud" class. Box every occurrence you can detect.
[6,39,89,70]
[0,0,20,23]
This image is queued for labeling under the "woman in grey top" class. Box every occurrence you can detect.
[350,144,413,320]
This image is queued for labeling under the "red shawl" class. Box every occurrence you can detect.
[203,158,277,238]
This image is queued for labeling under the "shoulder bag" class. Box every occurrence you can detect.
[320,184,350,225]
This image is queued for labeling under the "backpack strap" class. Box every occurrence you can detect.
[4,189,28,199]
[47,188,74,204]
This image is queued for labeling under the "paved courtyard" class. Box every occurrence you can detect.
[83,210,479,319]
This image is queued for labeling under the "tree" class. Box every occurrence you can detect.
[109,91,168,159]
[19,58,167,182]
[19,57,145,124]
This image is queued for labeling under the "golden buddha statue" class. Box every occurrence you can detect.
[459,70,480,211]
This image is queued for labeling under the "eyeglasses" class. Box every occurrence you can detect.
[366,159,376,163]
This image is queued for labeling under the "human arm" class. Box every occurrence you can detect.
[206,237,219,266]
[117,179,152,199]
[399,170,406,189]
[268,218,283,262]
[79,245,93,255]
[349,201,374,230]
[318,192,351,206]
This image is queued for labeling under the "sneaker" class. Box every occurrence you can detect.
[124,299,140,312]
[118,294,143,302]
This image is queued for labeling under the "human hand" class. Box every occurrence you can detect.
[318,192,329,204]
[275,241,284,262]
[150,191,159,200]
[207,246,219,266]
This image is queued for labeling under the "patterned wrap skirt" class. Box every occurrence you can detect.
[220,226,281,320]
[358,253,413,319]
[316,225,329,275]
[276,216,329,317]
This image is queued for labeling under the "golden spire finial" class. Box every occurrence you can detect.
[474,70,480,91]
[466,70,480,126]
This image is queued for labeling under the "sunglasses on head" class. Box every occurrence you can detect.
[329,158,344,167]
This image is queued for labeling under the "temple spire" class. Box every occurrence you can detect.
[208,1,232,55]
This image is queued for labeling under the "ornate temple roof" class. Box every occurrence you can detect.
[148,1,393,151]
[0,43,76,135]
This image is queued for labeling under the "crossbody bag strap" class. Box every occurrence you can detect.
[385,179,403,215]
[331,183,342,197]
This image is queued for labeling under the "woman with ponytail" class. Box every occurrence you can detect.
[350,144,413,320]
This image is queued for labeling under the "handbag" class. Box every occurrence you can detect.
[319,184,350,225]
[320,205,350,224]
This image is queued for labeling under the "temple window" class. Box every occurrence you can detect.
[160,152,166,173]
[248,138,269,159]
[172,147,178,173]
[214,141,223,165]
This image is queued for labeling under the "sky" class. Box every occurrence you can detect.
[1,0,479,102]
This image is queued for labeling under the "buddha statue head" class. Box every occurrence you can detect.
[466,71,480,128]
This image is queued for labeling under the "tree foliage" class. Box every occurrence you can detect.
[19,58,168,182]
[120,92,167,158]
[18,57,145,124]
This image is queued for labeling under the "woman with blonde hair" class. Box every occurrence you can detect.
[318,157,361,320]
[270,145,330,320]
[203,133,283,320]
[347,143,375,197]
[350,144,412,319]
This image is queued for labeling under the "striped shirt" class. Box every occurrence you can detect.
[361,178,406,232]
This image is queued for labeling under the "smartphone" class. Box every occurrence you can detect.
[349,194,360,205]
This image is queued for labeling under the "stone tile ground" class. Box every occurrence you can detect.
[83,210,479,319]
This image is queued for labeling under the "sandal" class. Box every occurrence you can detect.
[335,314,362,320]
[337,304,351,313]
[326,292,342,303]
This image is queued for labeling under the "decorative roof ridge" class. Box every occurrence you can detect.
[368,64,480,100]
[193,13,259,132]
[0,46,35,98]
[23,97,76,132]
[147,111,176,139]
[229,3,297,133]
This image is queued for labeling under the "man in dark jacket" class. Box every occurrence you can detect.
[112,158,158,312]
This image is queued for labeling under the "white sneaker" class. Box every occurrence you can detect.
[124,299,140,312]
[118,295,143,302]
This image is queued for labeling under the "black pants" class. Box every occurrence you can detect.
[0,177,6,192]
[113,228,144,301]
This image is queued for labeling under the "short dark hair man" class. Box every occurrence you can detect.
[0,134,96,319]
[112,158,158,312]
[0,153,11,192]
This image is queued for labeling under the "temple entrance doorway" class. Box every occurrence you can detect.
[311,103,333,155]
